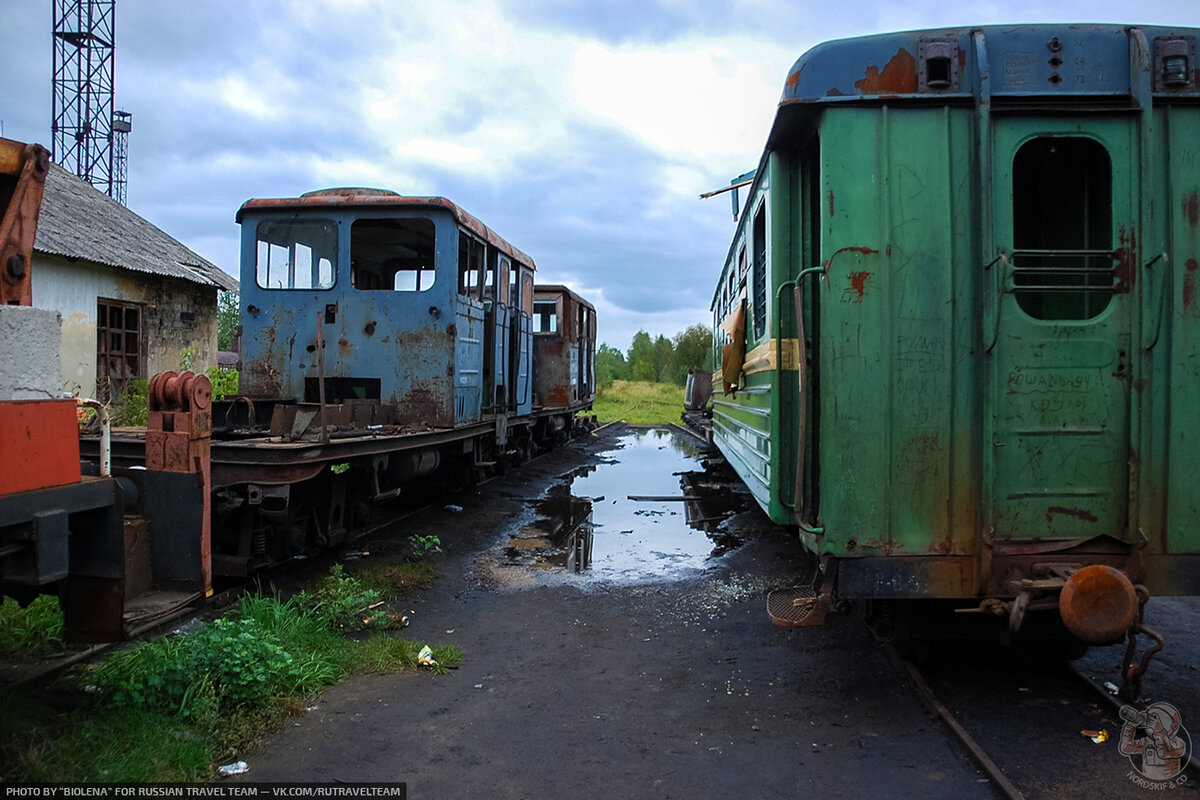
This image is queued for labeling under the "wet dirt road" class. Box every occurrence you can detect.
[237,425,993,799]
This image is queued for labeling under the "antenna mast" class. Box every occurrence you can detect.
[52,0,130,205]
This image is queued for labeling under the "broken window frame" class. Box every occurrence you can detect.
[255,218,337,291]
[349,217,437,292]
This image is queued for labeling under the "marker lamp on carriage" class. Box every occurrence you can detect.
[1162,54,1190,87]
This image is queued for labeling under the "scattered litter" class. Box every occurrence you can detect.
[1104,681,1120,695]
[305,706,319,712]
[418,645,438,667]
[387,613,410,628]
[475,684,484,689]
[218,761,249,777]
[342,550,370,560]
[1081,729,1109,744]
[445,504,463,512]
[446,629,455,634]
[171,617,205,636]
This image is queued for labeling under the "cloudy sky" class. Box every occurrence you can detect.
[3,1,1199,350]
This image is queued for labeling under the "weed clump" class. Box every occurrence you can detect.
[4,564,460,782]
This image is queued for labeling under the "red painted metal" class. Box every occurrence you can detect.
[0,400,81,495]
[145,370,213,595]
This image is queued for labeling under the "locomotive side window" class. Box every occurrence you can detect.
[1011,137,1113,321]
[533,300,558,333]
[752,203,767,340]
[350,218,436,291]
[458,232,485,297]
[255,219,336,290]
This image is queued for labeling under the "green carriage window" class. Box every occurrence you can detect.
[752,204,767,339]
[1011,137,1114,321]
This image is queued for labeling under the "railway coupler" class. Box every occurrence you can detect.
[1117,585,1164,703]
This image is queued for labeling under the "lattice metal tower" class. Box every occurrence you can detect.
[52,0,128,204]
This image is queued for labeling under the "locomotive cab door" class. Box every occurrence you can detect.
[987,119,1136,545]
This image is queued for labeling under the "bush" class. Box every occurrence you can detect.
[205,367,238,400]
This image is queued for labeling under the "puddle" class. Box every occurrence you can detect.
[496,429,750,585]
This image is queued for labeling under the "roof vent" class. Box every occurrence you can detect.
[300,188,400,198]
[919,38,960,92]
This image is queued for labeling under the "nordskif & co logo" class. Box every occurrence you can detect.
[1119,701,1191,789]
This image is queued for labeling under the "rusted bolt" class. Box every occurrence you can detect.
[6,253,25,280]
[1049,73,1062,85]
[846,538,858,553]
[1048,36,1063,52]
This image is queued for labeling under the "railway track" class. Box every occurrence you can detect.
[896,644,1198,799]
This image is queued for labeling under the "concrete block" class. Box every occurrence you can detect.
[0,305,63,400]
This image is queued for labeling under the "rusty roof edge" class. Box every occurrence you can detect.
[534,283,596,311]
[237,193,536,273]
[776,23,1200,107]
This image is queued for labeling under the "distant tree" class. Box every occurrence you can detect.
[595,343,629,387]
[652,334,675,383]
[671,324,713,385]
[628,331,656,382]
[217,290,240,352]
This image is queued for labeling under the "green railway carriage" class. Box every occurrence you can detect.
[711,24,1200,656]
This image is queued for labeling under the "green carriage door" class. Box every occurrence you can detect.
[989,120,1135,543]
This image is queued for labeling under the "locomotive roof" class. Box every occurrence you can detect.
[773,23,1200,126]
[535,283,596,312]
[236,190,535,270]
[711,23,1200,309]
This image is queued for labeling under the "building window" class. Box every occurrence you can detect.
[1012,137,1114,321]
[97,299,142,399]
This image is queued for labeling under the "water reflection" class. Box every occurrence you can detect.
[501,429,750,584]
[504,484,594,572]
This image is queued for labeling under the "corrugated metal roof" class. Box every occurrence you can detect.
[33,164,239,293]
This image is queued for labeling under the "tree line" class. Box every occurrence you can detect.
[597,325,713,388]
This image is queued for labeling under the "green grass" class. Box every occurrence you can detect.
[1,562,459,783]
[592,380,685,425]
[0,595,66,656]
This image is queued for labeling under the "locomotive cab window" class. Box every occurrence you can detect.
[1011,137,1113,321]
[533,300,558,333]
[256,219,336,290]
[350,218,436,291]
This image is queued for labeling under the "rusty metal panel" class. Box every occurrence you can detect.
[0,138,49,306]
[531,285,596,411]
[239,207,463,427]
[0,400,81,495]
[1158,107,1200,563]
[815,107,978,562]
